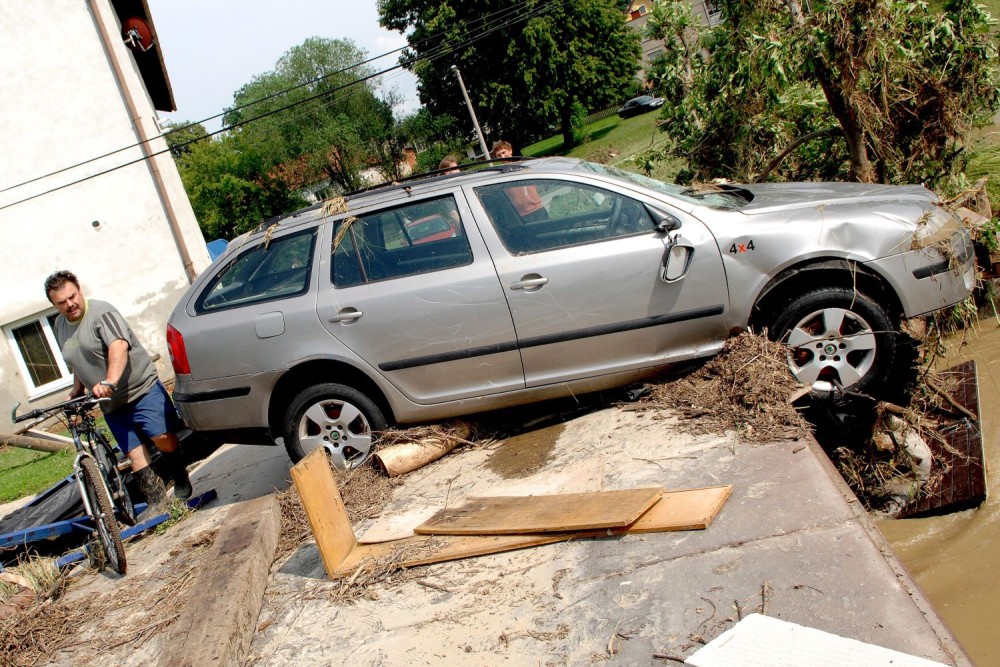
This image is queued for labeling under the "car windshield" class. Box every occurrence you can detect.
[577,162,751,210]
[633,96,652,104]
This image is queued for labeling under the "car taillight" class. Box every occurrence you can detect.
[166,324,191,375]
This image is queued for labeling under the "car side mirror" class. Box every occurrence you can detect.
[647,206,682,233]
[662,239,694,282]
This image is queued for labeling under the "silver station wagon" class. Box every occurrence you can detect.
[166,158,975,468]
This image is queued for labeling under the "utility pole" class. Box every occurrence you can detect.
[451,65,491,159]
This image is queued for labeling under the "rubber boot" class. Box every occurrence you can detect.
[162,451,193,501]
[135,466,169,520]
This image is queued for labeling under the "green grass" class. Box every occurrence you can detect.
[0,446,75,503]
[523,111,681,181]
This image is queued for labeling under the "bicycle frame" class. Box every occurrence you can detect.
[12,395,132,573]
[68,426,104,521]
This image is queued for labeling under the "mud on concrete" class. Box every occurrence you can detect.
[246,407,967,666]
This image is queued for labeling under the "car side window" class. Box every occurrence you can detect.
[331,195,473,287]
[475,180,655,255]
[197,229,317,312]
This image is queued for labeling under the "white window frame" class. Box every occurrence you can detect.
[4,310,73,399]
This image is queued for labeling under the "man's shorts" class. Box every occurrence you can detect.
[104,380,183,455]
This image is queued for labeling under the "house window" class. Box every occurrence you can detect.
[5,312,72,396]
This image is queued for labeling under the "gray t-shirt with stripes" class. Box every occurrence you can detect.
[54,299,158,413]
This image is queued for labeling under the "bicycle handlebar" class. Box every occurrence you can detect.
[11,395,111,424]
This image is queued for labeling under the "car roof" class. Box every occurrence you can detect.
[232,157,588,243]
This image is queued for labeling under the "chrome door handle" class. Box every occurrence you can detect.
[328,309,363,323]
[510,277,548,290]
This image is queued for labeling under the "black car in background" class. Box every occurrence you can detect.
[617,95,665,118]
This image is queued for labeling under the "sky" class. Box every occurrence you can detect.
[145,0,421,133]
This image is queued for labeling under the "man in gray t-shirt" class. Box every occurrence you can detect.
[45,270,192,506]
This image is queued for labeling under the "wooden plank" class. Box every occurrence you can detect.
[414,487,665,535]
[334,534,571,576]
[334,486,731,578]
[158,494,280,667]
[625,485,732,532]
[290,447,356,579]
[357,458,606,544]
[0,431,72,453]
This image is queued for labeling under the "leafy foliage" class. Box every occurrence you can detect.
[172,38,408,238]
[643,0,1000,186]
[378,0,641,149]
[174,133,307,240]
[224,37,398,194]
[162,121,209,159]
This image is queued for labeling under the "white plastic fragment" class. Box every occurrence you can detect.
[685,614,948,667]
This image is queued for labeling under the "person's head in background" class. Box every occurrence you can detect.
[492,140,513,159]
[438,155,460,174]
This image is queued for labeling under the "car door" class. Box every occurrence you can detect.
[316,193,525,404]
[473,177,730,388]
[182,226,322,383]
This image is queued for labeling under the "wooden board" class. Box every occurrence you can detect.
[358,458,606,544]
[334,533,571,576]
[158,494,280,667]
[290,447,356,579]
[334,486,732,578]
[624,485,732,533]
[899,360,988,518]
[414,487,665,535]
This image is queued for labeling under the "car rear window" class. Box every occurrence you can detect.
[332,195,472,287]
[196,229,317,313]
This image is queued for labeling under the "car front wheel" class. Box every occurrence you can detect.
[768,287,896,398]
[283,383,386,469]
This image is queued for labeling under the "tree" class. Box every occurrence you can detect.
[162,120,209,159]
[173,135,307,240]
[223,37,400,193]
[169,37,408,238]
[643,0,703,107]
[379,0,641,149]
[646,0,1000,186]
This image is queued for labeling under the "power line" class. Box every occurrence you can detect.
[0,0,548,196]
[0,0,567,211]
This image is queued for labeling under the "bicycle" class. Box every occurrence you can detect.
[12,395,136,574]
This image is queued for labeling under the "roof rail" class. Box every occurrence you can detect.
[247,156,537,236]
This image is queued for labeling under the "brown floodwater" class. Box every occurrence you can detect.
[878,321,1000,665]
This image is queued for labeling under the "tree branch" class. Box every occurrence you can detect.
[755,127,843,182]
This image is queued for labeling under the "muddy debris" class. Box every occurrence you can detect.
[486,423,562,479]
[632,331,810,444]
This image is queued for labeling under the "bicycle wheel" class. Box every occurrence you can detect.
[80,457,127,575]
[93,434,136,526]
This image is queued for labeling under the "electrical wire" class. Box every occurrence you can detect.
[0,0,568,211]
[0,0,551,196]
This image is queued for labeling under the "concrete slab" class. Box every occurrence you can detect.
[245,408,971,666]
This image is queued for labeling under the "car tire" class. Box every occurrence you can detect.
[283,383,386,469]
[768,287,896,398]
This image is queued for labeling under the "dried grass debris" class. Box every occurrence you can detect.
[0,527,217,666]
[275,458,399,565]
[635,331,810,443]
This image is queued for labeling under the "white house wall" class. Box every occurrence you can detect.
[0,0,210,426]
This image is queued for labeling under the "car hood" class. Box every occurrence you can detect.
[736,182,935,215]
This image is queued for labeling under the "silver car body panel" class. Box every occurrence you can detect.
[168,157,975,440]
[315,190,526,405]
